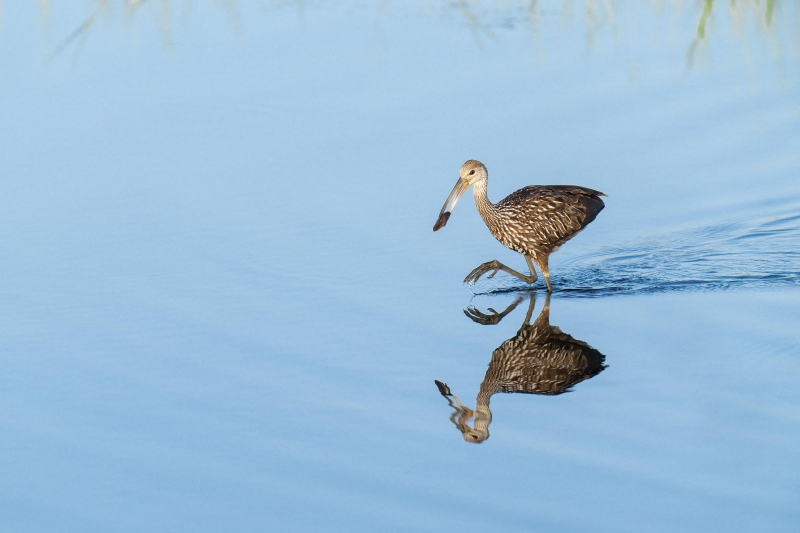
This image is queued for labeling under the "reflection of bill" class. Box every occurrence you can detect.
[435,293,606,443]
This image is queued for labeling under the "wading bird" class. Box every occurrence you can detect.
[433,160,606,292]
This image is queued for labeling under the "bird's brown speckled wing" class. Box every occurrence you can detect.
[494,185,606,252]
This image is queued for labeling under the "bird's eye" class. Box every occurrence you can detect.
[469,170,475,175]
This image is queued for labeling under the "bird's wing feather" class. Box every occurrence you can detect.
[495,186,606,248]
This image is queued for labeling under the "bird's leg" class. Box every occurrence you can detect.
[524,257,538,283]
[464,259,538,285]
[533,255,553,292]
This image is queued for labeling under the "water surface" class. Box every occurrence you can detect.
[1,2,799,532]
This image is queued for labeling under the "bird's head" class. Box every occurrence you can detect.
[433,159,488,231]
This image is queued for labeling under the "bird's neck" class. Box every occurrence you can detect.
[472,179,497,225]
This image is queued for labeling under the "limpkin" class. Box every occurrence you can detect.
[433,160,606,292]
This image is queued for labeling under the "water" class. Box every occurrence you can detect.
[1,1,799,531]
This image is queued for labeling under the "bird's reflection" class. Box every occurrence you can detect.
[435,293,606,443]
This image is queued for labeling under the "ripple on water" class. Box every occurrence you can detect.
[473,201,800,298]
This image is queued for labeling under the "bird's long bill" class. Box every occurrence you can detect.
[433,178,469,231]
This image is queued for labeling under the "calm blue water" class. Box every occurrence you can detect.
[1,2,799,532]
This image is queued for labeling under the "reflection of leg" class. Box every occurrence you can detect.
[531,292,552,331]
[533,255,553,292]
[522,292,537,325]
[464,260,537,285]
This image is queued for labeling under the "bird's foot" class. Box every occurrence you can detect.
[463,260,502,285]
